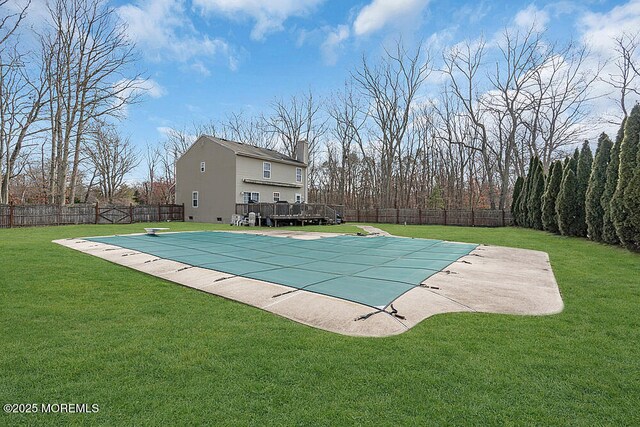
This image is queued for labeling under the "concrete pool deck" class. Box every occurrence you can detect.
[53,229,563,337]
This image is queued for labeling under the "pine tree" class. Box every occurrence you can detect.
[586,133,613,242]
[511,176,524,225]
[576,141,593,237]
[601,119,625,245]
[611,104,640,249]
[556,166,580,236]
[527,157,545,230]
[542,160,562,233]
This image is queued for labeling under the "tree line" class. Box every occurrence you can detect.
[512,104,640,251]
[1,0,639,214]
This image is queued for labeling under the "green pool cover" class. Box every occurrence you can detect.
[86,232,477,310]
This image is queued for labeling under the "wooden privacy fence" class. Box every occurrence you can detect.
[0,203,184,228]
[343,208,513,227]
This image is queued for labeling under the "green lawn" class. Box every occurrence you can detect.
[1,222,639,426]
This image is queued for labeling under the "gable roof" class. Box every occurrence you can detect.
[202,135,306,167]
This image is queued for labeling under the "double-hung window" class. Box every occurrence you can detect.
[263,162,271,179]
[192,191,199,208]
[243,192,260,203]
[296,167,302,183]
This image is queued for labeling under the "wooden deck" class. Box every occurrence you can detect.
[235,203,344,226]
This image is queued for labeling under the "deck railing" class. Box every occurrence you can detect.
[235,203,343,222]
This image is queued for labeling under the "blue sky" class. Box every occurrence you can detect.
[12,0,640,180]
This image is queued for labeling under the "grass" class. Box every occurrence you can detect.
[1,222,639,426]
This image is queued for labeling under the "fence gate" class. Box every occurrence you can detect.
[97,206,132,224]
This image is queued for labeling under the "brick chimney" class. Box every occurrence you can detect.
[295,140,308,164]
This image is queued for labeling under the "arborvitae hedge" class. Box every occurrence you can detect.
[586,133,613,242]
[542,160,562,233]
[576,141,593,237]
[527,157,545,230]
[601,119,625,245]
[611,104,640,249]
[518,157,534,227]
[557,165,581,236]
[511,176,524,222]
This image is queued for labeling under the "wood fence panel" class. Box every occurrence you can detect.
[339,207,512,227]
[0,204,184,228]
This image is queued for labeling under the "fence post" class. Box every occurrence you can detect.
[129,204,134,224]
[9,202,14,228]
[158,204,162,222]
[502,209,505,227]
[95,202,99,224]
[418,208,422,225]
[396,208,400,224]
[182,203,185,221]
[443,208,447,226]
[357,208,360,223]
[57,204,62,225]
[375,207,379,223]
[471,209,475,227]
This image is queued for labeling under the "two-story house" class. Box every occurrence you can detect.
[176,135,308,223]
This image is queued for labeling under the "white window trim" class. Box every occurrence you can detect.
[192,191,199,208]
[263,162,271,179]
[273,192,280,202]
[295,193,302,203]
[200,161,205,173]
[243,191,260,203]
[296,167,302,183]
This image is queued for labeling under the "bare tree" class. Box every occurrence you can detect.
[605,32,640,120]
[84,121,138,203]
[353,39,431,208]
[0,0,30,47]
[43,0,145,205]
[0,49,47,203]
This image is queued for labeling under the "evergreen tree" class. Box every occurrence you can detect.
[556,166,580,236]
[527,157,545,230]
[518,157,534,227]
[542,160,562,233]
[511,176,524,224]
[601,119,625,245]
[611,104,640,249]
[576,141,593,237]
[571,148,580,173]
[586,133,613,242]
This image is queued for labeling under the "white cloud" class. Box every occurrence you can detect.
[353,0,430,37]
[320,25,350,65]
[193,0,324,40]
[514,4,550,32]
[579,0,640,54]
[117,0,238,73]
[578,0,640,127]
